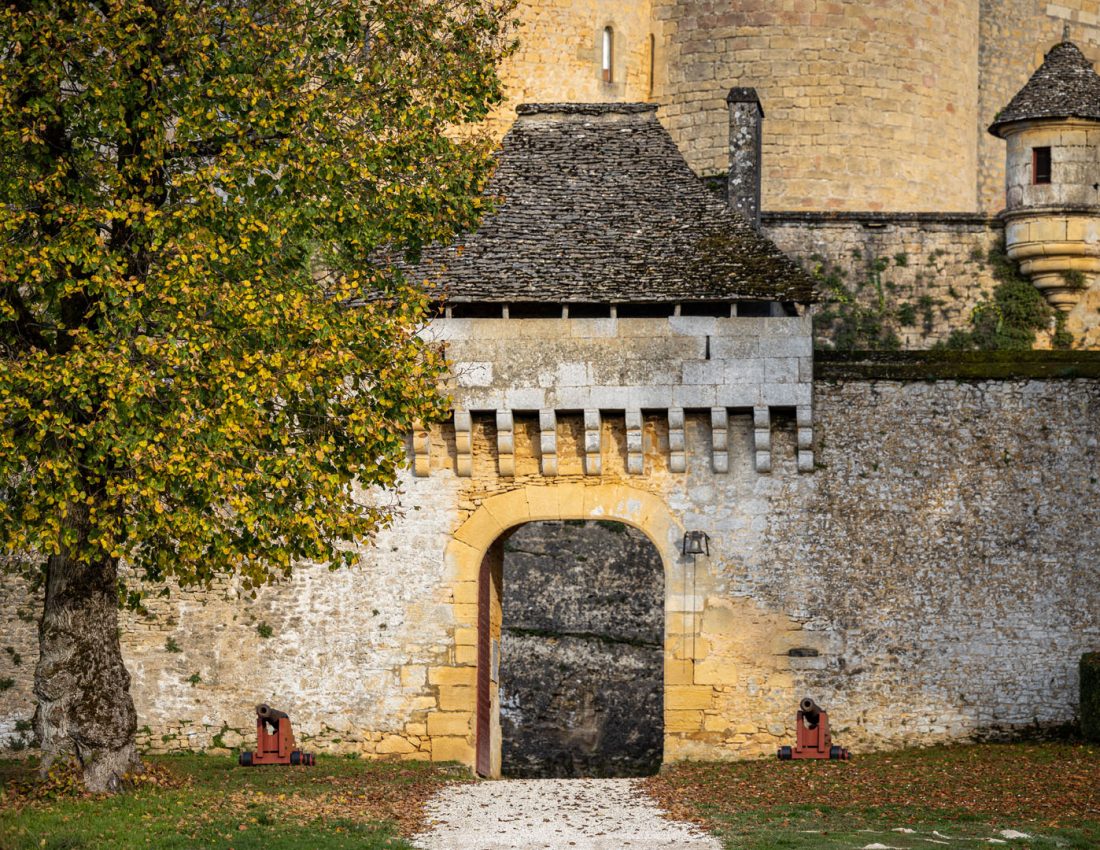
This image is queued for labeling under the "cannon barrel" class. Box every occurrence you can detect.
[800,697,822,721]
[256,704,289,721]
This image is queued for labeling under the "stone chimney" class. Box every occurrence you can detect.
[726,87,764,229]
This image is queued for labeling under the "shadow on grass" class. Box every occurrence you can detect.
[646,743,1100,850]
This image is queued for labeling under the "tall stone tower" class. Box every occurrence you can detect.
[989,39,1100,343]
[493,0,984,211]
[650,0,981,211]
[492,1,1100,216]
[489,1,656,137]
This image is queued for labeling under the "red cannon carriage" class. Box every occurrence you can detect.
[238,704,315,766]
[778,697,850,761]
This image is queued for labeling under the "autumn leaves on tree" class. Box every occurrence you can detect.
[0,0,515,791]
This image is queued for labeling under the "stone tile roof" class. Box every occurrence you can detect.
[989,41,1100,136]
[416,103,817,304]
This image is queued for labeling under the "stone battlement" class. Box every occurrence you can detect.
[422,315,814,477]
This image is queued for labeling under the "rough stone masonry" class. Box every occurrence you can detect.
[1,360,1097,770]
[2,90,1098,776]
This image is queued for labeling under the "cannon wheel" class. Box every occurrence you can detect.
[777,746,792,760]
[290,751,301,766]
[829,746,844,760]
[239,751,253,767]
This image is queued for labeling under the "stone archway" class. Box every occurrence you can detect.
[441,483,687,778]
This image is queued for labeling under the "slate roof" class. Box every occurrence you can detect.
[416,103,817,304]
[989,40,1100,137]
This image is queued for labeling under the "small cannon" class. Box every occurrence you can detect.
[777,697,850,761]
[238,704,315,767]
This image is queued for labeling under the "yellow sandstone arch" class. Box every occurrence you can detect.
[427,482,687,775]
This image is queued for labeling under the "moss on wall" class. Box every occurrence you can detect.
[816,350,1100,381]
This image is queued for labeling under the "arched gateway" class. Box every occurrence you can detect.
[408,99,819,776]
[450,485,678,777]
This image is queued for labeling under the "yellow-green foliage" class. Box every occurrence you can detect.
[0,1,517,590]
[942,246,1052,351]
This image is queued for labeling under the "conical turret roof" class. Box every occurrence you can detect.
[989,40,1100,137]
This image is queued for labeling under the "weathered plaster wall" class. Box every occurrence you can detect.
[2,376,1098,766]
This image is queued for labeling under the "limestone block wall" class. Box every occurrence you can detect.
[430,315,816,476]
[487,0,656,138]
[489,2,1100,216]
[979,0,1100,213]
[1,376,1098,766]
[1003,121,1100,213]
[762,213,1005,349]
[649,0,980,212]
[434,315,813,412]
[998,120,1100,329]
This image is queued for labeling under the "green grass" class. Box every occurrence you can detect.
[0,753,467,850]
[708,804,1098,850]
[5,744,1097,850]
[647,743,1100,850]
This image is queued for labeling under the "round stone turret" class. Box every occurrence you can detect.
[989,40,1100,320]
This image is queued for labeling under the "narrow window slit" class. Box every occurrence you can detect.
[1033,147,1052,185]
[602,27,614,83]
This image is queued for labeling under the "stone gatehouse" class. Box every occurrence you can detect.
[1,98,1098,776]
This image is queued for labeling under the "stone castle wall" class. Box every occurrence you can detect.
[2,375,1097,763]
[492,0,984,212]
[651,0,981,212]
[762,213,1006,349]
[488,0,655,137]
[489,1,1100,216]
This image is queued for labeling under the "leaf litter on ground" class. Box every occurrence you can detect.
[643,742,1099,849]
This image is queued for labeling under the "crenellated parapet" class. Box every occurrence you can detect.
[415,315,815,478]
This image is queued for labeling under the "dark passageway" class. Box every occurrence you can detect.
[499,520,664,778]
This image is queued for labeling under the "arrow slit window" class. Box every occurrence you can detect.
[602,27,614,83]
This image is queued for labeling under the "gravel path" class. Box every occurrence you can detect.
[411,777,723,850]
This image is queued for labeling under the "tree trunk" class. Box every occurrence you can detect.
[33,506,140,793]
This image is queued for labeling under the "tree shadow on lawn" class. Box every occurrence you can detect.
[706,803,1098,850]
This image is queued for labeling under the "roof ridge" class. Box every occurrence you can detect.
[516,103,658,116]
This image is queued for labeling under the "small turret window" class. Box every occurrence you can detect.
[602,27,613,83]
[1033,147,1052,184]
